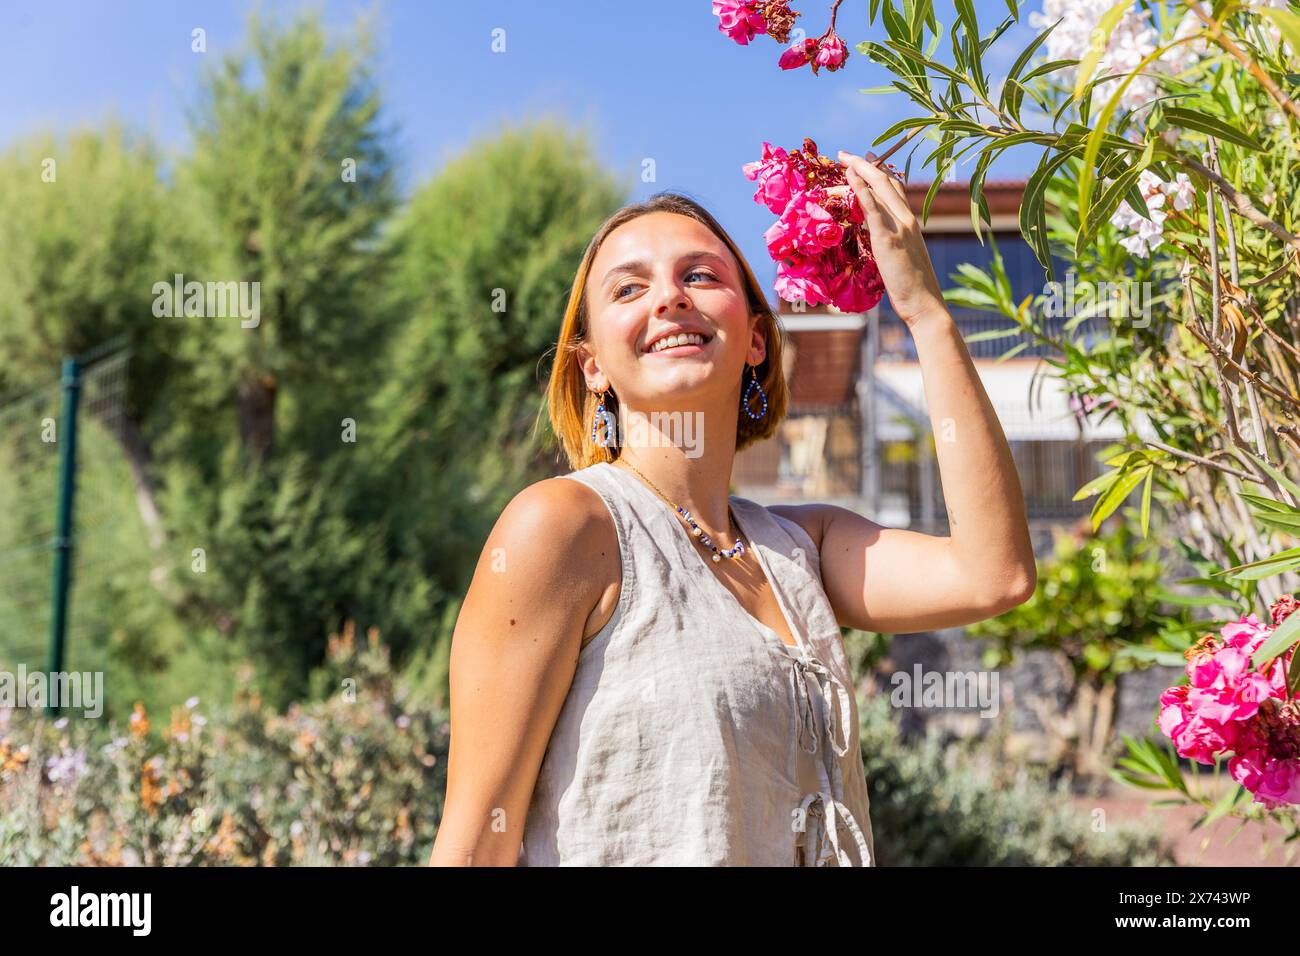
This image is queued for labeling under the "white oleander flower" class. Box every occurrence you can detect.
[1110,170,1196,258]
[1031,1,1287,116]
[1030,0,1158,112]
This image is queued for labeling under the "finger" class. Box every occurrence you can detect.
[865,151,909,205]
[838,151,911,222]
[845,166,891,234]
[856,155,911,221]
[844,165,887,229]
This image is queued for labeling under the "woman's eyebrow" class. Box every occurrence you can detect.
[599,251,729,291]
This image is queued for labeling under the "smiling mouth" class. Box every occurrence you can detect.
[646,332,711,354]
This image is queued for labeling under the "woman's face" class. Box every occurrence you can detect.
[581,211,764,414]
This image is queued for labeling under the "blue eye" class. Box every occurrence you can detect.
[613,269,715,301]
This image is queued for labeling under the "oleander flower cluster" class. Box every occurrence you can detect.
[743,137,885,311]
[1108,169,1197,258]
[1029,0,1287,114]
[1068,391,1118,427]
[1028,1,1165,112]
[1158,595,1300,809]
[712,0,848,74]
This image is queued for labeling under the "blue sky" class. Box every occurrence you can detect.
[0,0,1046,292]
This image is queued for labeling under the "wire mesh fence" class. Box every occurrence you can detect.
[0,344,135,677]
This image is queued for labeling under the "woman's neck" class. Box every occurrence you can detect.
[613,408,739,537]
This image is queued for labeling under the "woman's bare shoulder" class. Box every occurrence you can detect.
[452,475,621,660]
[487,475,619,584]
[500,473,611,529]
[766,502,831,552]
[768,502,889,555]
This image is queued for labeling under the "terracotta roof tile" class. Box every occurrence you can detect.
[904,179,1025,217]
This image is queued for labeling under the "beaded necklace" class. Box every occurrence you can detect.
[618,459,747,562]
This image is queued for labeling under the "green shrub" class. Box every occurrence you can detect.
[0,623,448,865]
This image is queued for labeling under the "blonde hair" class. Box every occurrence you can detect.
[545,192,788,470]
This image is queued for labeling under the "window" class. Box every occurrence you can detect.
[877,232,1104,361]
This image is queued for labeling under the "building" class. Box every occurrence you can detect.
[734,180,1132,541]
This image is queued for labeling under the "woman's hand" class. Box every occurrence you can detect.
[836,149,947,329]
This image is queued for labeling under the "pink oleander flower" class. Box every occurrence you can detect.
[1219,613,1272,657]
[713,0,767,45]
[742,141,797,214]
[1229,744,1300,809]
[1157,683,1190,735]
[766,189,841,257]
[1165,711,1237,764]
[779,37,819,70]
[813,31,848,72]
[828,258,884,312]
[1227,699,1300,809]
[1271,593,1298,626]
[774,255,833,306]
[1068,392,1117,426]
[763,214,798,259]
[1157,611,1300,807]
[745,137,885,313]
[711,2,851,79]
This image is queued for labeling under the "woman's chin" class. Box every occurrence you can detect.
[639,365,720,397]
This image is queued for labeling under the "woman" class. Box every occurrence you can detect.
[429,150,1036,867]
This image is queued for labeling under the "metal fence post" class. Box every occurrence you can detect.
[859,306,879,517]
[46,357,81,716]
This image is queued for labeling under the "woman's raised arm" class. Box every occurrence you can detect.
[428,477,618,865]
[798,151,1036,634]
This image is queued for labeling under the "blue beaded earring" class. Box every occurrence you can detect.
[742,364,767,421]
[591,387,617,447]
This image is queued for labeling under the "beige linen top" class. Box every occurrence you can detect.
[518,460,875,866]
